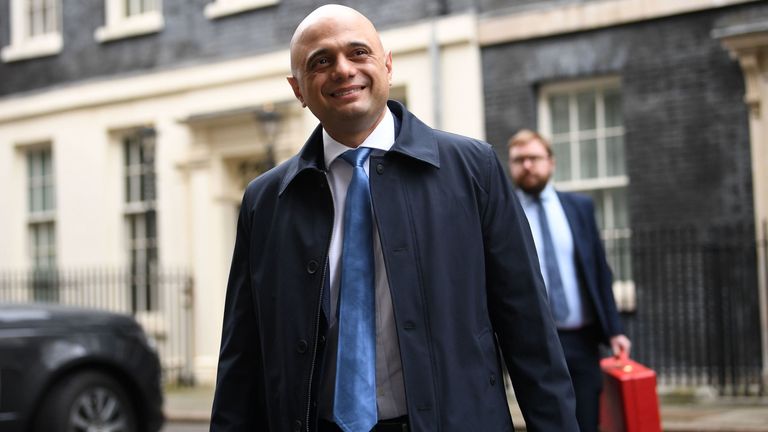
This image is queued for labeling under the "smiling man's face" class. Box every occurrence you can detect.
[288,6,392,145]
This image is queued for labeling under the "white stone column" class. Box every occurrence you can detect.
[719,27,768,389]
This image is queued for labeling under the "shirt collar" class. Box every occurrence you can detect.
[323,108,395,169]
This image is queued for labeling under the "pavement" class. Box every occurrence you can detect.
[165,385,768,431]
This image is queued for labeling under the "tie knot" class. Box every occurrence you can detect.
[340,147,372,168]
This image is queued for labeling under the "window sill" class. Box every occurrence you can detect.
[1,33,63,63]
[124,201,156,214]
[28,211,56,224]
[204,0,279,19]
[95,11,164,43]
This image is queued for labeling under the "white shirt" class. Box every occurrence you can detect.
[319,108,407,420]
[516,184,594,329]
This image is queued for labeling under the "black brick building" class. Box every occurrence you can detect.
[481,1,767,393]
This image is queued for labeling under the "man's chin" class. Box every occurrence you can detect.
[519,182,547,196]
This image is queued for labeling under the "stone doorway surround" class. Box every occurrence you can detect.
[716,16,768,389]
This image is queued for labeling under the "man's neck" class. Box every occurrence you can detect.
[323,109,387,148]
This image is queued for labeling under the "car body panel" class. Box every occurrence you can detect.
[0,304,164,432]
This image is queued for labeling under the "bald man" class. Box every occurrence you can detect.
[211,5,579,432]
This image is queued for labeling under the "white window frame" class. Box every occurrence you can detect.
[204,0,278,19]
[1,0,62,63]
[538,76,635,311]
[26,145,56,268]
[122,128,159,312]
[538,76,628,191]
[95,0,164,43]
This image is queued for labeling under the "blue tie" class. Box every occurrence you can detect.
[535,197,570,323]
[334,147,377,432]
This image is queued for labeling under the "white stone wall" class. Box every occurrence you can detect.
[0,13,485,384]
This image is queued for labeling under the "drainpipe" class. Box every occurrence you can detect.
[429,20,442,130]
[429,0,448,129]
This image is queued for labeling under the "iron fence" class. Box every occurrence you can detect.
[608,223,765,396]
[0,268,195,386]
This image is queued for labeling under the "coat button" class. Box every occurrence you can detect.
[318,335,326,346]
[297,339,308,353]
[376,163,384,174]
[490,373,497,386]
[293,419,302,432]
[306,260,319,274]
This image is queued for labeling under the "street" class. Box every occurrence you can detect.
[163,421,209,432]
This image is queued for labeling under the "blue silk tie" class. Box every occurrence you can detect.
[334,147,377,432]
[535,197,570,323]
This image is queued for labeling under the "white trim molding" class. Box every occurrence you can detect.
[2,33,62,62]
[1,0,63,62]
[479,0,761,46]
[95,0,164,43]
[716,22,768,389]
[204,0,279,20]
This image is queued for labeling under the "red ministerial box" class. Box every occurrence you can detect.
[599,354,661,432]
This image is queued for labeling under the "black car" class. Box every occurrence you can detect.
[0,304,164,432]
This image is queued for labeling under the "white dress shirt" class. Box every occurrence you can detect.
[319,108,407,420]
[516,184,594,329]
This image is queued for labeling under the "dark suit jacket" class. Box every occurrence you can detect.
[210,101,579,431]
[557,191,624,343]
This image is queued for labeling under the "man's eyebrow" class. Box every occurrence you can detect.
[347,40,372,51]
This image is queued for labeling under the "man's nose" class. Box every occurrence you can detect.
[331,56,356,80]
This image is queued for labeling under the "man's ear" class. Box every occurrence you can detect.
[286,76,306,108]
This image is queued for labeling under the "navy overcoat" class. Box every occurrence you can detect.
[211,101,579,432]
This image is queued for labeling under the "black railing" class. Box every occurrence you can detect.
[0,268,195,387]
[609,223,765,396]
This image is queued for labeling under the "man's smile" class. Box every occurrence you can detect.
[330,85,366,98]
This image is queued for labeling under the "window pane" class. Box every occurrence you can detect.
[594,191,606,230]
[611,187,628,229]
[124,137,132,166]
[30,222,56,270]
[605,88,623,128]
[28,0,39,36]
[43,0,57,33]
[552,140,571,182]
[146,210,157,239]
[620,236,632,280]
[42,150,51,179]
[549,95,570,134]
[27,148,54,213]
[143,0,157,13]
[606,135,626,177]
[579,138,598,179]
[43,185,52,211]
[577,91,596,131]
[126,175,132,203]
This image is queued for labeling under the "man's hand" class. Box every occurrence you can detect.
[610,334,631,357]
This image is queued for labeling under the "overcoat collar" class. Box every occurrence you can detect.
[279,100,439,195]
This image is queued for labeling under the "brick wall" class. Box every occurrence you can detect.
[482,4,758,227]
